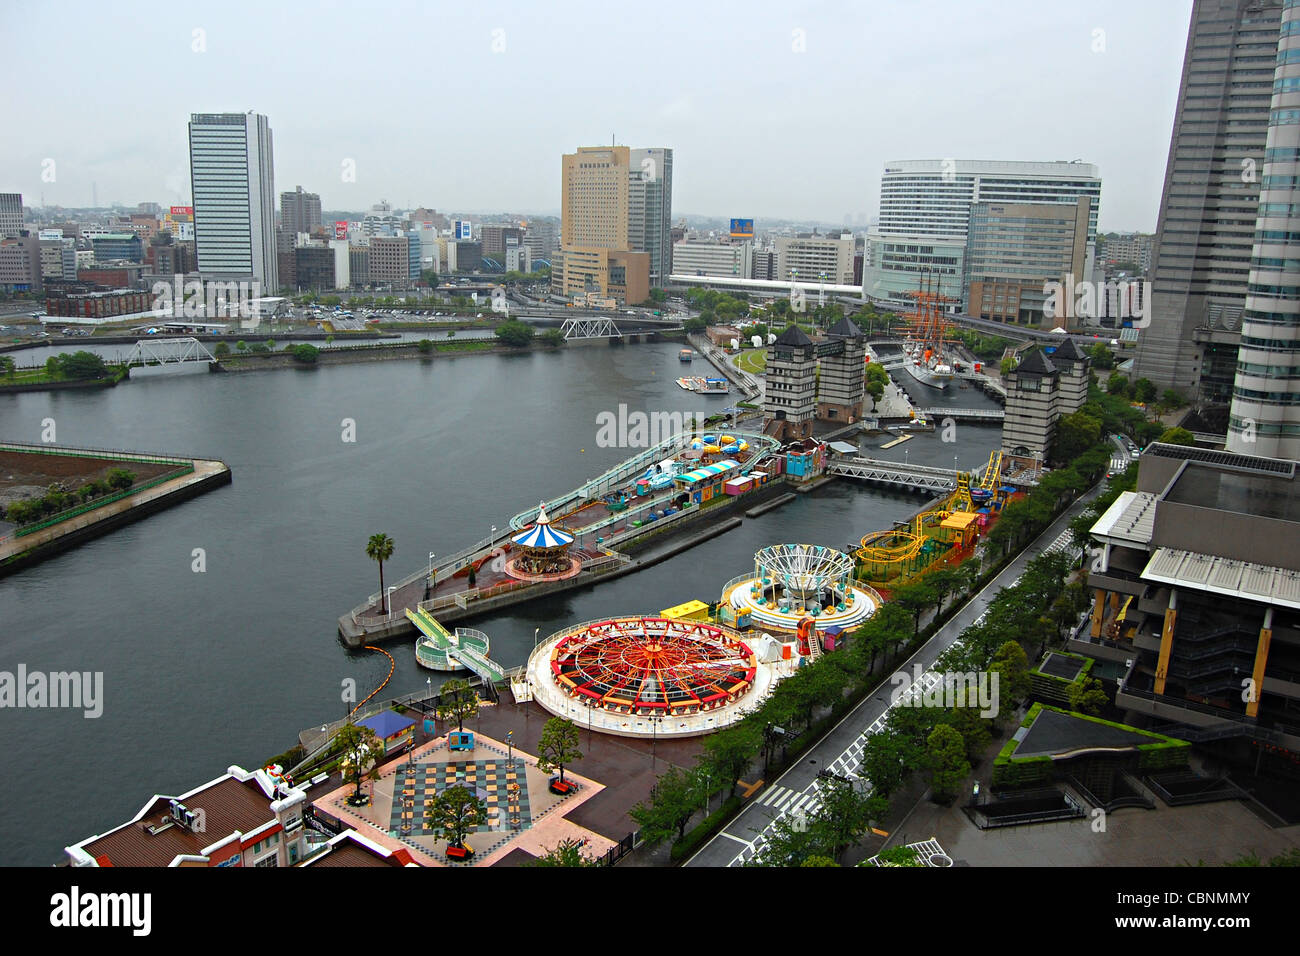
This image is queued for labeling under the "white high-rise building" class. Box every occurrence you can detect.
[864,159,1101,309]
[188,112,277,291]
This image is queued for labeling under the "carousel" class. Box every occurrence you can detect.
[504,503,583,582]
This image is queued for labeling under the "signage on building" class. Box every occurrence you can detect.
[730,218,754,238]
[334,221,349,241]
[170,206,193,217]
[455,220,472,241]
[177,223,194,241]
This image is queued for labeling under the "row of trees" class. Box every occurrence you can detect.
[43,351,111,381]
[1,469,136,525]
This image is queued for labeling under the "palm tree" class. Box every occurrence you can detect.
[366,533,395,613]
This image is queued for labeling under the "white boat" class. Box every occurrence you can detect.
[903,342,953,390]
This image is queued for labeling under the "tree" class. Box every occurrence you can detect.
[1068,676,1108,715]
[525,838,600,867]
[1160,388,1187,410]
[1087,343,1115,370]
[893,579,937,639]
[335,722,384,805]
[629,765,703,846]
[494,319,535,347]
[416,338,434,354]
[0,355,15,378]
[925,724,971,804]
[811,779,888,861]
[366,533,395,613]
[289,343,319,364]
[682,317,707,333]
[105,468,136,491]
[856,729,914,799]
[989,640,1031,710]
[536,717,583,784]
[213,342,230,357]
[426,784,486,849]
[1052,411,1102,465]
[1156,426,1196,446]
[701,721,762,796]
[436,678,480,732]
[1133,377,1157,403]
[945,689,994,763]
[236,340,248,352]
[540,328,565,346]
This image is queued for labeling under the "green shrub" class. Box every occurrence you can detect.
[669,796,743,862]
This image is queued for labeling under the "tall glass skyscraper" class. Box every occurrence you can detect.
[1228,0,1300,456]
[629,147,673,287]
[1134,0,1283,405]
[188,112,278,291]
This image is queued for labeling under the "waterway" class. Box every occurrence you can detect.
[0,340,1002,864]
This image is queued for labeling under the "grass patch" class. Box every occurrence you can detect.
[734,349,766,374]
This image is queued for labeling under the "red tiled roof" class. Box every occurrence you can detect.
[81,776,279,867]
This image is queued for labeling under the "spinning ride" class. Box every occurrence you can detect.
[723,543,880,634]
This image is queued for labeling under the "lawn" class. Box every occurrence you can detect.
[734,349,766,374]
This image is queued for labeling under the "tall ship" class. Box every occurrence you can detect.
[898,276,958,391]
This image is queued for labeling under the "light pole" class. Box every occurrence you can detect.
[534,627,540,649]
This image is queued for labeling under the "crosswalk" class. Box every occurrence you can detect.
[1041,528,1075,557]
[756,783,822,816]
[1109,455,1129,473]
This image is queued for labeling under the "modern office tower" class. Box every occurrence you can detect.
[454,240,482,272]
[554,145,649,304]
[628,147,673,287]
[864,159,1101,309]
[817,317,868,423]
[87,233,143,263]
[751,247,776,281]
[188,112,278,291]
[1135,0,1284,404]
[964,197,1092,328]
[294,244,336,290]
[763,325,817,441]
[775,235,856,286]
[0,193,22,238]
[1228,0,1300,457]
[1085,442,1300,753]
[504,243,531,274]
[671,239,752,279]
[280,186,321,236]
[1000,342,1090,461]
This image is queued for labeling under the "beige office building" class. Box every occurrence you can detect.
[552,145,650,304]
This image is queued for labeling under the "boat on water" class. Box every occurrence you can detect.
[678,348,694,362]
[900,276,958,391]
[676,376,730,393]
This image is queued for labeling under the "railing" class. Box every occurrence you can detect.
[10,464,195,538]
[0,440,199,466]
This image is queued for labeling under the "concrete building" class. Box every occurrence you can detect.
[750,247,775,281]
[763,325,817,442]
[504,243,531,274]
[864,159,1102,309]
[1000,340,1090,462]
[481,224,524,258]
[349,245,370,288]
[1082,442,1300,754]
[964,197,1092,329]
[189,111,278,291]
[1101,233,1153,272]
[553,247,648,305]
[775,235,855,286]
[1227,0,1300,458]
[523,219,558,261]
[671,239,752,279]
[0,234,42,292]
[454,240,481,273]
[0,192,22,238]
[280,186,321,237]
[1134,0,1284,405]
[817,317,868,423]
[294,244,336,290]
[368,235,411,286]
[328,238,350,290]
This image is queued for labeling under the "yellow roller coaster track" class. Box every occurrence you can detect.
[979,450,1004,492]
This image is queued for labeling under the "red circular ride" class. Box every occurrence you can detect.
[549,617,757,717]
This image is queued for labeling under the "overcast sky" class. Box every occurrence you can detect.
[1,0,1192,230]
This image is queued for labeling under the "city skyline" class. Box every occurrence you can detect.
[0,0,1189,230]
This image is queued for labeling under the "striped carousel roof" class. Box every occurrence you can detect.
[512,503,575,549]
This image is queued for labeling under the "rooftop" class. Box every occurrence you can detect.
[1165,463,1300,524]
[1142,548,1300,610]
[1090,491,1158,546]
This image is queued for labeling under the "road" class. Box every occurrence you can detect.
[684,481,1105,867]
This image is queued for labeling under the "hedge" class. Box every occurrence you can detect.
[670,796,743,862]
